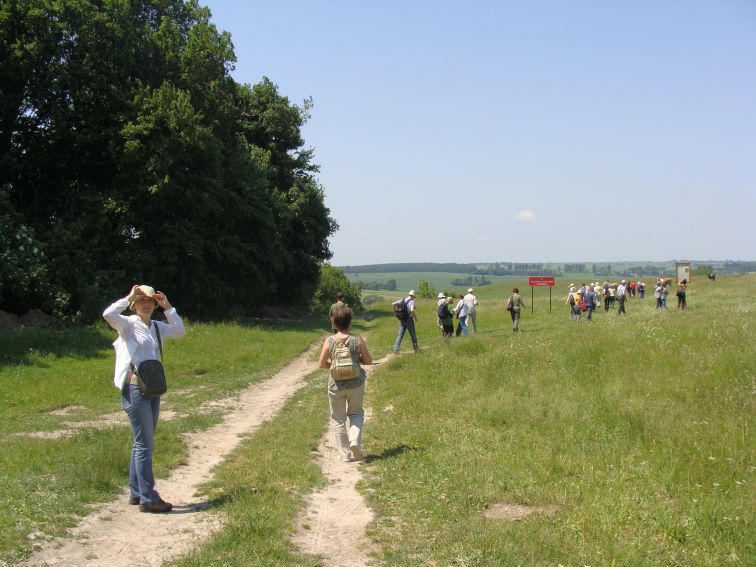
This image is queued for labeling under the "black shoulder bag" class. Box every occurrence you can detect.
[134,323,167,397]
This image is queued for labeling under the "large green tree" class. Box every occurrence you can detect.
[0,0,335,320]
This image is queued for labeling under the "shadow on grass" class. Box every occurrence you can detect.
[364,444,418,463]
[0,326,111,370]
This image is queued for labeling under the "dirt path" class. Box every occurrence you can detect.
[22,342,322,567]
[292,358,388,567]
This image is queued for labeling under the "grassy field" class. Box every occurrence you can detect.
[0,318,326,565]
[1,276,753,565]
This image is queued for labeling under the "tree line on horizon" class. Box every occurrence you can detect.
[343,261,755,278]
[1,0,336,321]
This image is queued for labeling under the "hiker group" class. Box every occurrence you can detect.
[565,277,688,321]
[434,288,479,339]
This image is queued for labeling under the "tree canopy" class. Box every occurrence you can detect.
[0,0,336,320]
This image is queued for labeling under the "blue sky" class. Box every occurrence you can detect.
[202,0,756,265]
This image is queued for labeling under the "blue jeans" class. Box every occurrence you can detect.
[456,315,469,336]
[394,318,418,352]
[122,384,161,503]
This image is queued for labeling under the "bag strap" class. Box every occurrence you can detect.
[153,322,163,361]
[129,321,163,373]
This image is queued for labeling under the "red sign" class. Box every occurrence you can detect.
[528,276,555,287]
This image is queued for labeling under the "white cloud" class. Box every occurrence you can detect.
[516,210,536,221]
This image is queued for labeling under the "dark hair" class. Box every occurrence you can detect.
[332,306,353,332]
[512,288,519,293]
[335,291,345,301]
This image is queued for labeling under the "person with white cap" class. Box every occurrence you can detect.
[392,290,419,353]
[439,295,455,338]
[103,284,185,513]
[463,288,479,332]
[617,280,628,315]
[566,285,581,321]
[436,292,446,330]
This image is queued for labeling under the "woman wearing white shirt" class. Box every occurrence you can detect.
[103,284,185,513]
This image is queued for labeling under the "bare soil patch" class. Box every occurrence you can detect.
[484,502,558,521]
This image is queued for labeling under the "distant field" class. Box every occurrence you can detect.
[346,272,522,296]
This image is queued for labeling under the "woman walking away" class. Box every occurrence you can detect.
[103,284,186,513]
[318,306,373,462]
[439,296,454,338]
[508,288,525,331]
[677,279,687,309]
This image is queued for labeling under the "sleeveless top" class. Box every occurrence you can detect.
[327,334,366,390]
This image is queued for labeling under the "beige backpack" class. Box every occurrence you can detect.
[330,336,360,380]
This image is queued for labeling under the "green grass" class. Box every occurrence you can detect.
[362,275,755,565]
[1,276,753,565]
[0,318,326,564]
[169,373,327,566]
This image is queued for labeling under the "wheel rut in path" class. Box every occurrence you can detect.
[21,342,321,567]
[293,356,391,567]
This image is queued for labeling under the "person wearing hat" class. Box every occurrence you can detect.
[103,284,186,513]
[566,286,581,321]
[463,288,479,333]
[436,292,447,330]
[439,296,455,338]
[616,280,628,315]
[392,290,419,353]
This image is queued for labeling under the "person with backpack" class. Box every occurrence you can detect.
[438,296,454,338]
[506,287,525,331]
[318,306,373,462]
[638,280,646,299]
[436,292,447,330]
[566,286,580,321]
[392,290,419,353]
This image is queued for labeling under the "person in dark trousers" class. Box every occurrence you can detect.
[617,280,627,315]
[392,290,419,353]
[584,285,596,321]
[677,279,687,309]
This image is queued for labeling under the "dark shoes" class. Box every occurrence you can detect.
[139,498,173,513]
[128,496,140,505]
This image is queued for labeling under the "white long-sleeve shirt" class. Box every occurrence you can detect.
[102,298,186,390]
[454,299,469,318]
